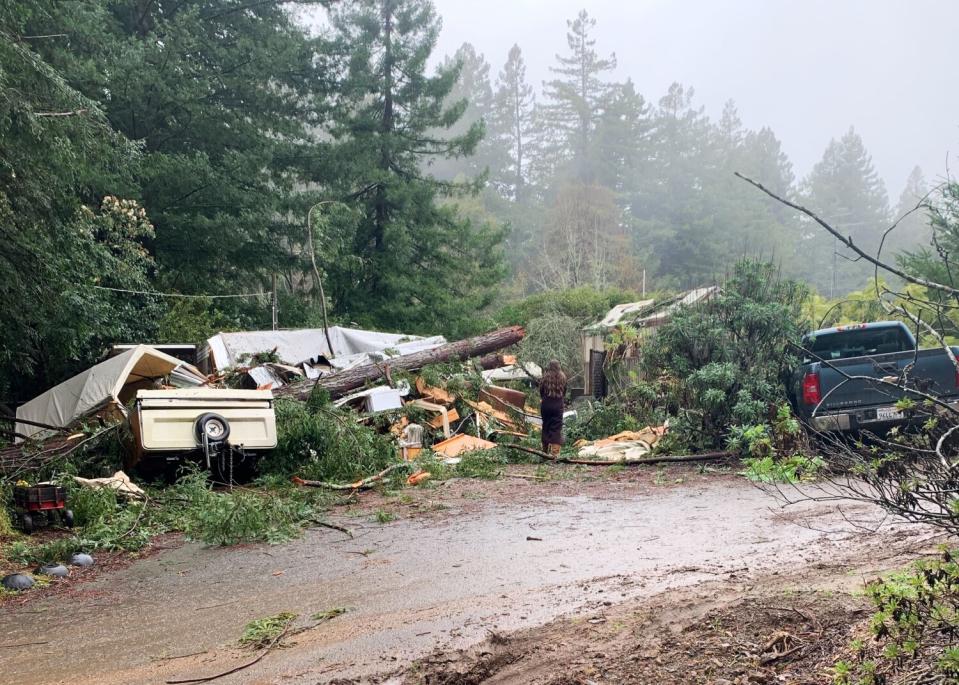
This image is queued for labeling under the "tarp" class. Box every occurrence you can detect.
[204,327,447,378]
[16,345,207,441]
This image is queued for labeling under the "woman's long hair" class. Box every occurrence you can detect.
[541,359,567,398]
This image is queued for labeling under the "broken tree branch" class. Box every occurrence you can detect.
[292,462,413,490]
[735,172,959,297]
[165,624,292,684]
[0,415,72,433]
[36,109,88,118]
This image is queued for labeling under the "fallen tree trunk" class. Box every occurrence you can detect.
[276,326,525,401]
[504,443,733,466]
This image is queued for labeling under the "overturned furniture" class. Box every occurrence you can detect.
[127,388,277,481]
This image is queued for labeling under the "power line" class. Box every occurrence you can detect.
[91,285,266,300]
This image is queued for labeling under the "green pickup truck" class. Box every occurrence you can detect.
[790,321,959,432]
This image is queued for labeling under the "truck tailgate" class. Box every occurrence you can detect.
[818,348,959,412]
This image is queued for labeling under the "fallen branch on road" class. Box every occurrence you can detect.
[165,625,292,684]
[292,462,413,491]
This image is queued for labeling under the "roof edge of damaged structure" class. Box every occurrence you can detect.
[15,345,208,442]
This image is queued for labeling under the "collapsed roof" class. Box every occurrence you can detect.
[202,327,448,387]
[16,345,207,441]
[585,287,720,334]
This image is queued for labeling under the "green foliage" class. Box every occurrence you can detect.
[639,260,809,450]
[319,0,507,339]
[312,607,348,623]
[239,612,297,649]
[518,312,582,384]
[728,404,818,482]
[740,454,824,483]
[372,509,395,524]
[564,398,648,443]
[496,286,642,327]
[266,399,395,483]
[835,549,959,683]
[154,298,242,346]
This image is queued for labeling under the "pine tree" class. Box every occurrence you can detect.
[49,1,327,299]
[801,127,891,295]
[592,79,651,194]
[887,166,931,256]
[629,83,714,284]
[539,9,617,182]
[321,0,506,336]
[491,44,536,201]
[430,42,501,181]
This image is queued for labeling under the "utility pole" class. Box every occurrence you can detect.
[271,273,278,331]
[308,200,342,357]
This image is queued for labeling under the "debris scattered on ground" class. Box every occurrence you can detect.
[431,434,497,459]
[74,471,146,500]
[292,462,414,491]
[275,325,525,401]
[406,470,431,486]
[575,424,668,461]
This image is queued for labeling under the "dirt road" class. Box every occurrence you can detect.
[0,467,937,684]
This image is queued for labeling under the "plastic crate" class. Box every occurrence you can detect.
[14,485,66,511]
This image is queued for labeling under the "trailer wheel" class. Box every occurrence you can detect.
[20,513,34,534]
[195,413,230,444]
[62,509,74,528]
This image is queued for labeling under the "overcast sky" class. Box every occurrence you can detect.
[425,0,957,201]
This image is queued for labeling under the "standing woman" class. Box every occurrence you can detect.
[539,359,567,455]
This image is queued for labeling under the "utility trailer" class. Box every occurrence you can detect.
[127,389,277,482]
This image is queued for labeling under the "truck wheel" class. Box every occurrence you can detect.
[195,413,230,444]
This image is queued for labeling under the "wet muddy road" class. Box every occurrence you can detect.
[0,471,932,684]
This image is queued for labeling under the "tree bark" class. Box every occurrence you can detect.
[275,326,526,401]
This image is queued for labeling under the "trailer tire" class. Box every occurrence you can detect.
[195,413,230,444]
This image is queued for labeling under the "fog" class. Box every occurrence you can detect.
[431,0,958,196]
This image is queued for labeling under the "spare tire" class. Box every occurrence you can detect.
[194,413,230,444]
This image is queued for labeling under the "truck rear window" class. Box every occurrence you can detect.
[805,328,914,361]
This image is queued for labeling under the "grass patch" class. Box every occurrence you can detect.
[372,509,395,524]
[238,612,297,649]
[311,607,348,623]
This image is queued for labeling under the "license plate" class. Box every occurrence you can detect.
[876,406,904,421]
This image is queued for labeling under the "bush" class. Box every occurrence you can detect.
[637,260,809,450]
[518,312,582,384]
[495,285,644,327]
[835,549,959,684]
[263,399,395,482]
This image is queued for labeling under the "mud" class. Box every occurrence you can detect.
[0,467,939,684]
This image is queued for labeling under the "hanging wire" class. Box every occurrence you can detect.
[90,285,265,299]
